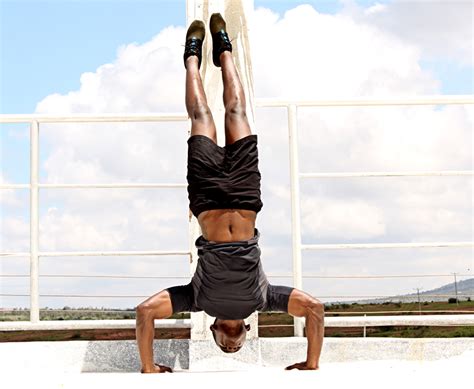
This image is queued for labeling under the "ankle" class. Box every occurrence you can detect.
[219,50,232,62]
[186,56,199,67]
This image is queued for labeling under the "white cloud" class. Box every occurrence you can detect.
[0,174,23,208]
[40,207,128,251]
[36,26,185,114]
[250,4,438,98]
[344,0,473,65]
[2,3,473,307]
[1,216,29,252]
[301,196,386,240]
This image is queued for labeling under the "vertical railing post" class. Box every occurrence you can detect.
[288,104,304,336]
[30,120,40,323]
[363,314,367,337]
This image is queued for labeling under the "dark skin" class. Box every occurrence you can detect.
[136,47,325,373]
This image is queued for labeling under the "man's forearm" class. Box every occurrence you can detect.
[136,309,156,372]
[305,304,324,369]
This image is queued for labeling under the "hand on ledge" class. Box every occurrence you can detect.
[285,361,319,371]
[141,364,173,373]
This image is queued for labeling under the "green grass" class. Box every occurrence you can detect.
[367,326,474,338]
[325,300,474,314]
[0,310,190,321]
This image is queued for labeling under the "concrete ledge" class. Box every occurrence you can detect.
[1,338,473,373]
[261,337,474,365]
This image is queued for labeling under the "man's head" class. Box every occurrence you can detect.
[210,318,250,353]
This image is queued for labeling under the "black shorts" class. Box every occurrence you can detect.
[167,282,295,316]
[187,134,264,218]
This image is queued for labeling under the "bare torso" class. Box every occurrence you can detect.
[197,209,256,242]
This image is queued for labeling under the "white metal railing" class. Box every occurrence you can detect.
[1,95,474,333]
[256,95,474,336]
[0,113,191,329]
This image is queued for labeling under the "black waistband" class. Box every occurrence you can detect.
[195,228,260,250]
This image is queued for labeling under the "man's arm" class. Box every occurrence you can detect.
[135,289,173,373]
[286,288,324,370]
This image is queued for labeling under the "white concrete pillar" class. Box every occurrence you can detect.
[186,0,258,341]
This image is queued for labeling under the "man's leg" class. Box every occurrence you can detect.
[185,56,218,143]
[220,51,252,146]
[210,13,251,146]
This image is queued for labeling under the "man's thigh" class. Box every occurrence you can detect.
[224,112,252,146]
[191,112,218,144]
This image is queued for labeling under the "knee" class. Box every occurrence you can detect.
[309,298,325,319]
[225,99,246,119]
[136,302,153,320]
[190,102,212,122]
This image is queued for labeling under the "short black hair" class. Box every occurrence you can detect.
[211,318,218,343]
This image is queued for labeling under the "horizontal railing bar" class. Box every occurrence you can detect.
[324,314,474,327]
[1,97,471,124]
[0,294,157,298]
[255,95,474,108]
[0,113,189,123]
[1,273,472,279]
[0,250,190,258]
[0,319,191,331]
[41,250,191,257]
[1,309,471,315]
[300,171,473,178]
[1,293,472,298]
[0,253,30,258]
[0,183,187,189]
[2,172,472,190]
[302,242,473,250]
[0,274,191,279]
[1,96,471,124]
[274,273,474,279]
[0,184,29,189]
[40,183,187,189]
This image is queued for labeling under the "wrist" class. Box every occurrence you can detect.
[141,364,155,373]
[306,360,318,369]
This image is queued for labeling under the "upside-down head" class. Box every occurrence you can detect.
[210,318,251,353]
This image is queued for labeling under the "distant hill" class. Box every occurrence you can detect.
[341,278,474,304]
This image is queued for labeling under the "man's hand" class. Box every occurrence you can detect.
[141,364,173,373]
[285,361,318,371]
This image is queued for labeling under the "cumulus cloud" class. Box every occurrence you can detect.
[2,2,473,307]
[0,174,24,209]
[1,216,29,251]
[348,0,473,66]
[301,196,386,240]
[251,3,444,98]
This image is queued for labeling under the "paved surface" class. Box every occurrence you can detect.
[1,338,472,388]
[3,354,472,389]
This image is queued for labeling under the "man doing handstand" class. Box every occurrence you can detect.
[136,13,324,373]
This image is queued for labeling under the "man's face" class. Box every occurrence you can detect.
[210,319,250,353]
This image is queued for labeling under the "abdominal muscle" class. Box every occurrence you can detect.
[197,209,257,243]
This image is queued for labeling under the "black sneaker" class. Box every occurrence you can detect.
[209,13,232,67]
[183,20,205,69]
